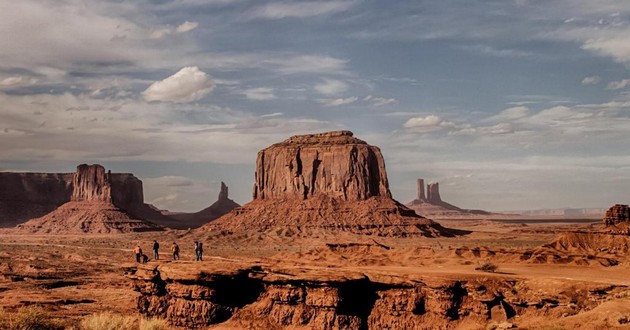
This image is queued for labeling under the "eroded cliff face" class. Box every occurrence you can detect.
[253,131,390,201]
[604,204,630,227]
[0,164,173,228]
[127,261,627,329]
[203,131,457,237]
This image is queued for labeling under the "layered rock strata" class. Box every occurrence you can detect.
[603,204,630,227]
[15,164,162,234]
[127,260,627,329]
[0,165,176,228]
[204,131,457,237]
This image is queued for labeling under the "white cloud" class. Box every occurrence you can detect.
[363,95,396,106]
[268,55,349,75]
[242,87,276,100]
[606,79,630,90]
[314,79,348,95]
[581,75,601,85]
[249,1,355,19]
[403,115,442,128]
[175,21,199,33]
[0,76,39,89]
[149,27,172,39]
[142,66,215,103]
[318,96,358,107]
[487,106,529,121]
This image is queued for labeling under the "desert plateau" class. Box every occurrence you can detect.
[1,131,629,330]
[2,1,630,329]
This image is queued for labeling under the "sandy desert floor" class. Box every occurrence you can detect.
[1,217,630,329]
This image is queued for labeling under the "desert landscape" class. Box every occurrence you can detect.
[1,131,629,330]
[3,1,630,329]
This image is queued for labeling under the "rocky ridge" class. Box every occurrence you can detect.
[127,260,628,329]
[203,131,457,237]
[15,164,162,234]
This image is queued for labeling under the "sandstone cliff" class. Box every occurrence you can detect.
[203,131,458,237]
[0,165,177,228]
[603,204,630,227]
[170,182,240,228]
[127,259,626,329]
[253,130,390,201]
[15,164,162,234]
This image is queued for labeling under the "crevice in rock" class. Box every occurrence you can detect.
[446,281,468,320]
[336,279,378,330]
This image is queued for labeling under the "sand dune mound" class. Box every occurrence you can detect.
[200,131,461,238]
[16,201,162,234]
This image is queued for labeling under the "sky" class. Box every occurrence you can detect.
[1,0,630,212]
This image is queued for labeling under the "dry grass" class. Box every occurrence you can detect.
[0,306,64,330]
[78,312,168,330]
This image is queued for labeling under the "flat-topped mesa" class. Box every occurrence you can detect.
[253,130,390,201]
[427,182,441,203]
[71,164,112,203]
[603,204,630,227]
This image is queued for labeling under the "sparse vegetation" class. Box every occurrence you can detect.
[0,306,64,330]
[78,312,168,330]
[476,262,498,273]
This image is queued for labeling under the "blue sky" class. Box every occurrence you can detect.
[1,0,630,212]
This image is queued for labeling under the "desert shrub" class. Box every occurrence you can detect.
[0,306,64,330]
[139,318,169,330]
[78,312,168,330]
[79,312,137,330]
[475,262,498,273]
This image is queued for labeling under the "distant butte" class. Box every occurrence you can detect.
[200,131,462,237]
[169,181,240,228]
[16,164,162,234]
[406,178,492,218]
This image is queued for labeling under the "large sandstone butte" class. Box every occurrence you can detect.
[407,178,492,218]
[603,204,630,227]
[16,164,162,234]
[0,165,178,228]
[169,182,240,228]
[204,131,458,237]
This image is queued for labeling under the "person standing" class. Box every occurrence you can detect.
[171,242,180,260]
[152,240,160,260]
[133,244,142,263]
[198,242,203,261]
[194,241,200,261]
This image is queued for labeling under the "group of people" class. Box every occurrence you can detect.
[133,240,203,263]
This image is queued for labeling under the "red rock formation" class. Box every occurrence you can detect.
[14,164,162,234]
[170,182,240,228]
[253,130,390,201]
[427,182,441,203]
[0,165,177,228]
[603,204,630,227]
[416,178,426,200]
[407,178,492,218]
[203,131,459,237]
[71,164,112,202]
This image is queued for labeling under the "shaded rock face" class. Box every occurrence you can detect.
[128,261,624,329]
[416,178,425,200]
[0,173,73,227]
[218,182,229,201]
[0,165,172,228]
[253,131,390,201]
[427,182,441,204]
[204,131,458,237]
[71,164,112,202]
[603,204,630,227]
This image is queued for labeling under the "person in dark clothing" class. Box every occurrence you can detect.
[194,241,201,261]
[152,240,160,260]
[171,242,180,260]
[141,254,149,263]
[198,242,203,261]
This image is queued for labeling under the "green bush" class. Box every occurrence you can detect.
[0,306,64,330]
